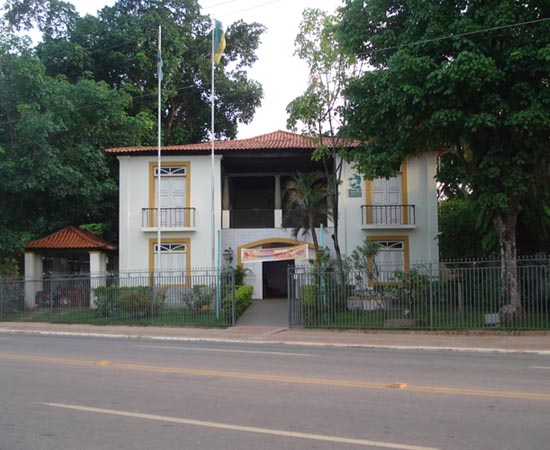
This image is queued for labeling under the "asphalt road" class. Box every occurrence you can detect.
[1,334,549,450]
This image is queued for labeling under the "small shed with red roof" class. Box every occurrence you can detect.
[24,226,116,307]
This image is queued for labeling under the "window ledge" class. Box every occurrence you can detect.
[361,224,416,230]
[142,227,196,233]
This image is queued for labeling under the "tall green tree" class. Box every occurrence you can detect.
[5,0,265,144]
[287,8,359,267]
[2,0,79,39]
[337,0,550,318]
[0,33,152,258]
[438,150,550,258]
[1,0,266,261]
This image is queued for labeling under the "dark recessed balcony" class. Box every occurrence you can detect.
[230,209,274,228]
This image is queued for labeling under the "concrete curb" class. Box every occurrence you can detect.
[2,328,549,355]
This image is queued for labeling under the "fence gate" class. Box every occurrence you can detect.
[288,267,302,326]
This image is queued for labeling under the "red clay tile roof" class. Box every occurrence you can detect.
[105,130,360,154]
[25,226,116,251]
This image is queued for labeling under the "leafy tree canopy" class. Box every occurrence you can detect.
[0,36,151,256]
[337,0,550,313]
[0,0,265,262]
[4,0,265,143]
[286,8,360,267]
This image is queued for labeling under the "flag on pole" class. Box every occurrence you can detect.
[157,50,164,81]
[213,20,226,65]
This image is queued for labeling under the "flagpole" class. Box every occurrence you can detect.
[157,25,162,281]
[210,17,216,270]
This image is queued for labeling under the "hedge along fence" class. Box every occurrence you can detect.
[92,278,239,326]
[93,286,166,319]
[0,269,244,327]
[289,262,550,330]
[223,285,253,323]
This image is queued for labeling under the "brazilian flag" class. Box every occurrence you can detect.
[213,20,226,65]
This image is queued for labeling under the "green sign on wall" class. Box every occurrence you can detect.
[348,174,362,198]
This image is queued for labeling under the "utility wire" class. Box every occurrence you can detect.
[45,11,550,65]
[3,14,548,128]
[202,0,287,18]
[362,17,550,56]
[202,0,246,9]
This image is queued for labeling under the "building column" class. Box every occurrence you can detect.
[274,175,281,209]
[274,175,282,228]
[24,252,43,308]
[89,251,107,308]
[222,176,230,229]
[222,176,230,210]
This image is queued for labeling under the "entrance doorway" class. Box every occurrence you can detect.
[263,259,294,298]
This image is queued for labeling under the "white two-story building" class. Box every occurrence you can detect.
[107,130,438,299]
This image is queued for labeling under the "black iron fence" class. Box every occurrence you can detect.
[5,258,549,330]
[0,269,236,327]
[289,259,550,330]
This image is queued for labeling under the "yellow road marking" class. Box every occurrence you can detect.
[2,353,549,401]
[43,402,439,450]
[136,344,316,357]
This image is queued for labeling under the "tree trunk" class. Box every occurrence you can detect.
[329,174,342,264]
[493,201,523,322]
[308,212,320,268]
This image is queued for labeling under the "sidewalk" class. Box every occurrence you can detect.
[1,322,550,354]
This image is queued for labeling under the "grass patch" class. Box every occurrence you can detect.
[2,307,229,327]
[302,307,550,330]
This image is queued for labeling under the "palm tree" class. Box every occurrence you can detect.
[283,171,329,257]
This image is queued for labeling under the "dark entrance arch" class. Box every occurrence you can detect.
[263,259,294,298]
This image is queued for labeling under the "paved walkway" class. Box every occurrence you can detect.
[235,299,288,327]
[1,321,549,354]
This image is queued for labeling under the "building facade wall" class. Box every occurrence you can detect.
[338,153,439,264]
[118,154,222,272]
[118,151,438,276]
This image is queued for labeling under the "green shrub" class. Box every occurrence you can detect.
[389,268,433,324]
[182,285,214,311]
[300,284,321,326]
[223,285,253,322]
[93,286,165,318]
[118,290,151,317]
[299,277,352,326]
[234,265,251,286]
[94,286,118,317]
[0,281,25,313]
[235,285,253,317]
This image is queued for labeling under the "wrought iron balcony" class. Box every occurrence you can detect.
[361,205,416,227]
[142,208,196,229]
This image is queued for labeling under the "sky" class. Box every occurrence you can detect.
[66,0,343,138]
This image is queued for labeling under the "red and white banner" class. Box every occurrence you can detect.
[241,244,309,263]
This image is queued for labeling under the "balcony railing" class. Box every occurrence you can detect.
[230,209,274,228]
[142,208,196,229]
[361,205,416,226]
[282,214,327,229]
